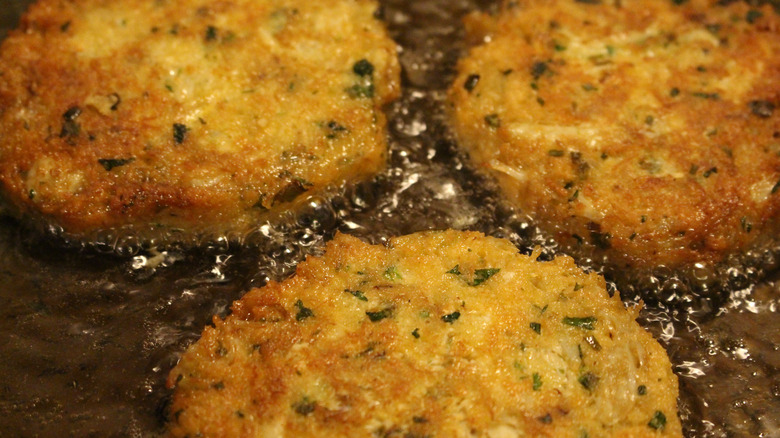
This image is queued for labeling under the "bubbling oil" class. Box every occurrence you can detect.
[0,0,778,437]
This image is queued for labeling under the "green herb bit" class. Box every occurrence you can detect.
[534,304,549,315]
[692,92,719,100]
[530,322,541,334]
[746,9,763,24]
[538,413,553,424]
[471,268,500,286]
[548,149,565,157]
[484,113,501,128]
[211,381,225,390]
[383,266,402,281]
[647,411,667,430]
[464,74,480,92]
[447,265,461,275]
[573,282,583,291]
[578,372,599,390]
[749,99,775,118]
[27,189,35,200]
[173,123,189,144]
[366,308,393,322]
[532,372,543,390]
[689,164,699,175]
[702,167,718,178]
[324,120,348,139]
[294,300,314,321]
[353,59,374,77]
[441,311,461,324]
[568,190,580,202]
[563,316,597,330]
[669,87,680,97]
[554,42,567,51]
[346,84,375,99]
[772,179,780,194]
[98,157,135,171]
[536,97,545,106]
[630,232,637,242]
[292,397,316,416]
[531,61,548,80]
[638,385,647,395]
[412,328,420,338]
[205,25,218,41]
[582,83,597,92]
[345,289,367,301]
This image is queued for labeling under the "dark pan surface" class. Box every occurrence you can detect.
[0,1,778,436]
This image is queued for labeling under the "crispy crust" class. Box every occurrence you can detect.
[449,0,780,270]
[0,0,399,242]
[167,231,681,437]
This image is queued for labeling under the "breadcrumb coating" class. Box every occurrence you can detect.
[168,230,681,437]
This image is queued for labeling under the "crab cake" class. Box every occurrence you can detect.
[449,0,780,273]
[167,230,681,437]
[0,0,399,244]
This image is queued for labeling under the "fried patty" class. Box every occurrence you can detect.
[167,230,681,437]
[449,0,780,272]
[0,0,399,243]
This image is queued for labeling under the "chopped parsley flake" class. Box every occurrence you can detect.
[366,308,393,322]
[548,149,564,157]
[353,59,374,77]
[538,413,553,424]
[638,385,647,395]
[563,316,597,330]
[484,113,501,128]
[98,157,135,171]
[173,123,189,144]
[412,328,420,338]
[447,265,461,275]
[531,61,548,80]
[746,9,763,24]
[346,84,375,99]
[692,92,719,100]
[750,100,775,118]
[441,311,461,324]
[205,25,218,41]
[532,372,543,390]
[292,398,316,416]
[464,74,480,92]
[471,268,500,286]
[648,411,667,430]
[578,372,599,390]
[530,322,541,334]
[294,300,314,321]
[345,289,368,301]
[383,266,402,281]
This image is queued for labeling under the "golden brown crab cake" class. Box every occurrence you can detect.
[449,0,780,273]
[0,0,399,244]
[167,230,681,437]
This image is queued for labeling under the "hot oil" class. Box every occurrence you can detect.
[0,0,778,437]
